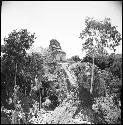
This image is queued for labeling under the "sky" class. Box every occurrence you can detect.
[1,1,122,58]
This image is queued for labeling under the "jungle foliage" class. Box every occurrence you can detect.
[1,17,122,124]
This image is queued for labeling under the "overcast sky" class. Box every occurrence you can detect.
[1,1,122,58]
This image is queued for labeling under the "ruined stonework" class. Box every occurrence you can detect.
[52,49,66,62]
[49,39,66,62]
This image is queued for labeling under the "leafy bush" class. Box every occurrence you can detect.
[70,62,107,97]
[92,94,121,124]
[82,53,122,79]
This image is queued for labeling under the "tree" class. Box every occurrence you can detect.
[24,52,44,110]
[107,53,122,78]
[71,55,81,62]
[1,29,36,109]
[82,54,109,70]
[80,17,122,94]
[42,47,55,64]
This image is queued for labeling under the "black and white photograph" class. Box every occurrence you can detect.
[1,1,122,124]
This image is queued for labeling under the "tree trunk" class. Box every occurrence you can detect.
[39,89,42,110]
[103,80,108,96]
[90,53,94,94]
[25,85,26,96]
[14,63,17,86]
[13,63,18,105]
[12,63,18,124]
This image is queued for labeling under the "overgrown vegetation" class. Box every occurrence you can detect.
[1,17,122,124]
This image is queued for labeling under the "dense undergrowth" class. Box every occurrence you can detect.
[1,28,122,124]
[1,61,121,124]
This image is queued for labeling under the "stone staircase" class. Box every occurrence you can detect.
[60,62,77,87]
